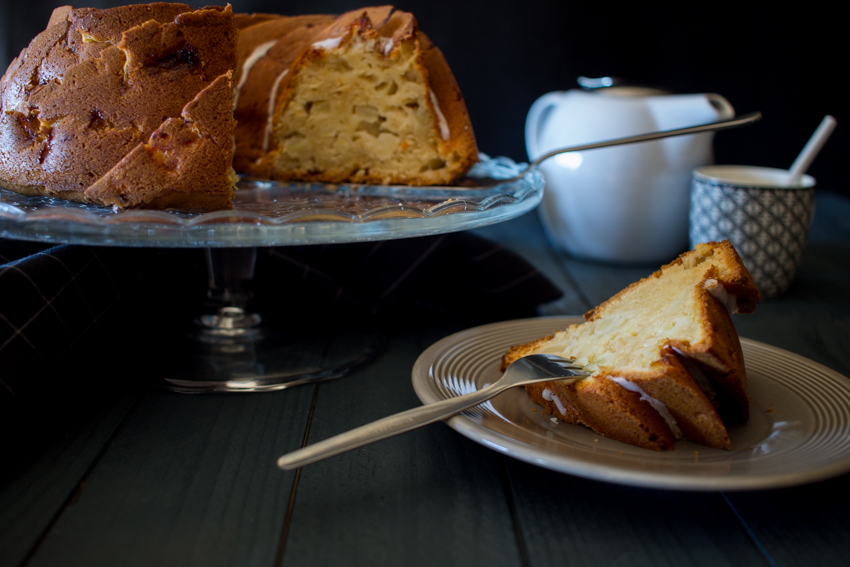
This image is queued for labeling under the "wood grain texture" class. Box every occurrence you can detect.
[0,389,140,567]
[2,193,849,567]
[717,193,850,567]
[724,473,850,567]
[23,386,314,567]
[506,464,767,567]
[472,211,590,316]
[478,192,850,566]
[281,327,525,567]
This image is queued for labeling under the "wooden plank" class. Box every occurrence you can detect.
[724,474,850,566]
[476,209,662,311]
[281,326,525,567]
[473,211,589,316]
[0,389,140,567]
[560,256,657,309]
[716,193,850,565]
[481,194,850,566]
[5,190,846,567]
[506,463,766,567]
[23,383,314,567]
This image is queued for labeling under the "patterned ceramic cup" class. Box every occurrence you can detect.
[690,165,816,298]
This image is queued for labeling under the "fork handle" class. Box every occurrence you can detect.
[529,111,762,170]
[277,385,499,470]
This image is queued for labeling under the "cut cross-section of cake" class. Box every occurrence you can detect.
[233,6,478,186]
[501,240,760,451]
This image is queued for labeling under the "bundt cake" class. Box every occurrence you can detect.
[501,240,760,450]
[233,6,478,185]
[0,3,238,211]
[0,4,478,211]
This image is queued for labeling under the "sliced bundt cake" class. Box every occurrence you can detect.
[502,240,760,450]
[0,4,478,211]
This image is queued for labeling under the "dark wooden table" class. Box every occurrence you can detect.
[2,191,849,567]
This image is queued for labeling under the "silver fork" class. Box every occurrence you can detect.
[276,354,589,470]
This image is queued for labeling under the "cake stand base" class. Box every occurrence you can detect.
[153,306,384,393]
[145,248,383,393]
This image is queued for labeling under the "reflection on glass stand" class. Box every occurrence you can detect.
[200,247,262,340]
[0,155,543,393]
[159,247,384,393]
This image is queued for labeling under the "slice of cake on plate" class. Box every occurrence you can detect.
[502,240,760,450]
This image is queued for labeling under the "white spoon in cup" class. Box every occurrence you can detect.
[788,115,837,187]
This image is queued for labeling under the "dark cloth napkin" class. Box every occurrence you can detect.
[0,233,561,420]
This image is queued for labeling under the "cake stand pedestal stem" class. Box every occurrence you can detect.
[197,247,262,341]
[154,246,383,393]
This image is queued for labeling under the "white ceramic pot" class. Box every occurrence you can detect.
[525,87,734,264]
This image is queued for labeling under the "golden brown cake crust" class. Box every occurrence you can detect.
[586,240,760,322]
[501,240,760,451]
[0,3,237,210]
[526,376,677,451]
[417,31,478,180]
[85,73,236,211]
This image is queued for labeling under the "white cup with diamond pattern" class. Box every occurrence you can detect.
[690,165,815,298]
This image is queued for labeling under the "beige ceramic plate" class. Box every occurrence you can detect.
[412,316,850,491]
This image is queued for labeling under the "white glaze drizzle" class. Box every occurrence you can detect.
[704,278,738,313]
[234,40,277,108]
[610,377,683,439]
[312,36,343,51]
[382,38,394,56]
[261,69,289,152]
[541,388,567,416]
[429,90,450,141]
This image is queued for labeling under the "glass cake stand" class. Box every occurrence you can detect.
[0,155,544,392]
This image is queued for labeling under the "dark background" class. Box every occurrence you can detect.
[1,0,843,196]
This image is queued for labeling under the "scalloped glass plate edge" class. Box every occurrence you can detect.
[0,154,543,247]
